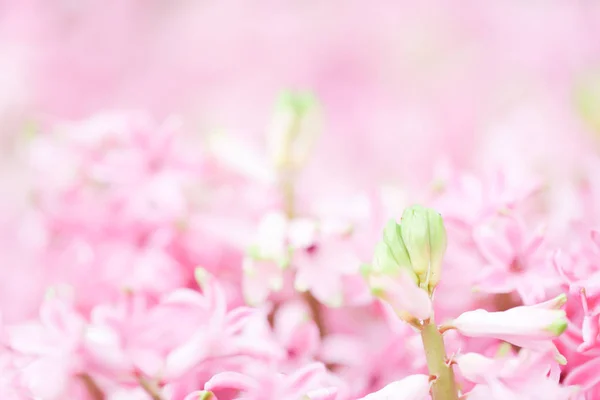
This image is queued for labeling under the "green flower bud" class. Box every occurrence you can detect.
[382,219,412,269]
[400,205,447,291]
[267,90,321,171]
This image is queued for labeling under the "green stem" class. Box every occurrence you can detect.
[137,375,164,400]
[280,163,326,338]
[420,321,459,400]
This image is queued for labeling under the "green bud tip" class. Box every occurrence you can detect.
[495,342,513,358]
[545,315,568,336]
[276,90,319,117]
[198,391,214,400]
[553,293,568,308]
[399,204,447,290]
[360,263,372,279]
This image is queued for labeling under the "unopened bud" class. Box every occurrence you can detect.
[444,296,569,347]
[267,90,320,171]
[400,205,447,291]
[382,219,412,269]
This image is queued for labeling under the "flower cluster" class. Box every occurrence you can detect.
[0,78,598,400]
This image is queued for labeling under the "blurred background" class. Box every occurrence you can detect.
[1,0,600,321]
[1,0,599,177]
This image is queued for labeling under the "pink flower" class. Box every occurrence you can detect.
[319,318,426,397]
[357,374,430,400]
[272,300,321,370]
[242,211,292,306]
[83,272,279,385]
[472,214,559,304]
[553,232,600,353]
[203,362,336,400]
[457,351,576,400]
[432,170,541,233]
[292,220,368,308]
[6,296,86,399]
[444,295,568,362]
[361,263,432,322]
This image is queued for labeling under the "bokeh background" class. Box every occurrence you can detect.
[1,0,600,322]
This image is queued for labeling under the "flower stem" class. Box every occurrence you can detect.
[79,373,105,400]
[137,375,164,400]
[280,168,326,338]
[420,320,459,400]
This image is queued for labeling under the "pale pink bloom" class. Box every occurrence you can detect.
[304,387,339,400]
[6,296,86,399]
[203,362,335,400]
[564,356,600,397]
[553,233,600,353]
[446,295,568,361]
[457,351,576,400]
[320,319,426,397]
[472,213,559,304]
[364,269,432,322]
[357,374,430,400]
[292,222,367,308]
[432,170,542,233]
[242,211,291,306]
[83,274,278,385]
[243,212,370,308]
[272,300,320,370]
[0,349,31,399]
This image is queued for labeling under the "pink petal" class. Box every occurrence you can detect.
[564,356,600,391]
[473,223,514,267]
[224,307,257,335]
[456,353,499,384]
[523,229,545,258]
[591,229,600,250]
[285,362,326,394]
[578,315,600,352]
[184,391,217,400]
[319,335,365,367]
[163,331,210,380]
[204,372,259,392]
[305,387,338,400]
[161,289,208,309]
[358,374,430,400]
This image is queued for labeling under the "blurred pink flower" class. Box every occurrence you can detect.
[472,213,559,304]
[457,350,576,400]
[7,296,86,399]
[357,374,430,400]
[203,362,336,400]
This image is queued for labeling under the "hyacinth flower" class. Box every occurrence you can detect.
[6,295,86,399]
[472,213,559,304]
[83,269,281,394]
[552,231,600,353]
[431,169,543,233]
[361,205,459,400]
[360,205,447,324]
[242,211,293,306]
[456,350,577,400]
[201,362,337,400]
[441,294,569,363]
[357,374,431,400]
[271,300,321,370]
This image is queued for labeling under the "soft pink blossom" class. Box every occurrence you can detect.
[357,374,430,400]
